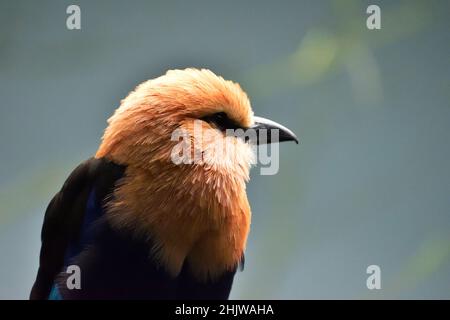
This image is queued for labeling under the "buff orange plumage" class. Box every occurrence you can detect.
[31,68,297,300]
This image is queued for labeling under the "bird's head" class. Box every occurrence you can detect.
[96,68,297,180]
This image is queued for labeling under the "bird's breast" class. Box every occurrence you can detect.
[106,164,251,281]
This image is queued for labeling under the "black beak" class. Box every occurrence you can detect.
[249,116,299,145]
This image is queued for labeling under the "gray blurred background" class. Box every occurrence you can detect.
[1,0,449,299]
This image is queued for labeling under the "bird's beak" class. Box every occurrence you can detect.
[249,116,299,145]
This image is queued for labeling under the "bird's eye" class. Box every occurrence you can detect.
[201,112,241,131]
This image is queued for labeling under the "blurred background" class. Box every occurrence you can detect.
[1,0,449,299]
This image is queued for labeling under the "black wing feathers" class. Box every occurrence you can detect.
[30,158,124,300]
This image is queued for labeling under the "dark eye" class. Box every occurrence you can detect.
[201,112,241,131]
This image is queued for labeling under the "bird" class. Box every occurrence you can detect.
[30,68,298,300]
